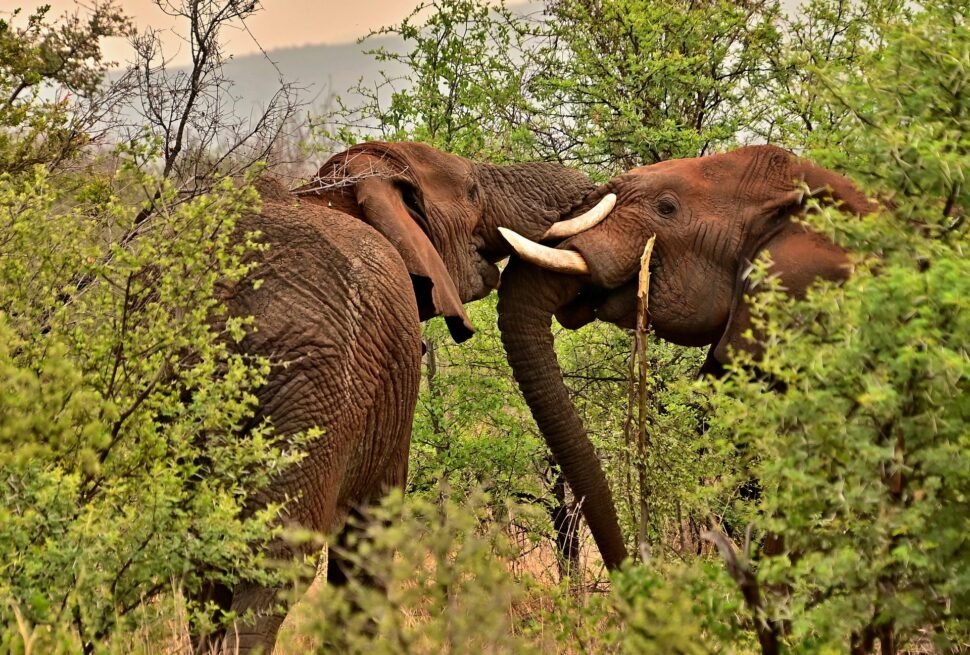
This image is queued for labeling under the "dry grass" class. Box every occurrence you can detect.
[114,532,953,655]
[272,528,613,654]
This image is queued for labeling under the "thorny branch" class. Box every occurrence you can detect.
[293,149,411,195]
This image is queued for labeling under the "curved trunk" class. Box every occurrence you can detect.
[497,258,628,570]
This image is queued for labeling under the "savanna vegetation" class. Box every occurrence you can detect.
[1,0,966,653]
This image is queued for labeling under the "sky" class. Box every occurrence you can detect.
[10,0,431,67]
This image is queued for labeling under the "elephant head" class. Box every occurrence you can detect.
[495,145,878,569]
[297,141,599,342]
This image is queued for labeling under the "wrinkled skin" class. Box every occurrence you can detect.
[197,142,596,654]
[497,145,878,569]
[300,141,597,342]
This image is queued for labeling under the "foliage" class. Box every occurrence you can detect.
[0,148,305,653]
[319,0,534,161]
[0,2,130,173]
[410,298,549,504]
[611,560,757,654]
[282,492,760,655]
[0,3,304,651]
[532,0,779,173]
[704,1,970,650]
[753,0,907,148]
[808,0,968,216]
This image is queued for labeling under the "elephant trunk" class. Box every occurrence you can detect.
[497,258,628,570]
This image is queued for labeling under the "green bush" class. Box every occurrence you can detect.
[705,1,970,650]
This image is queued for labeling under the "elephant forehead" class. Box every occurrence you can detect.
[622,160,724,196]
[401,145,474,185]
[623,147,795,201]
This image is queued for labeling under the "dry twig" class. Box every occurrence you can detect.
[634,235,656,559]
[701,526,780,655]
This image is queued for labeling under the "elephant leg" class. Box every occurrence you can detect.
[326,333,416,590]
[188,579,289,655]
[326,505,377,589]
[190,585,281,655]
[189,448,346,655]
[197,551,319,654]
[324,435,411,642]
[328,464,411,590]
[225,581,287,654]
[190,581,233,654]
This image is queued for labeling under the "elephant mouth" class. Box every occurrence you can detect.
[502,231,667,332]
[498,212,672,333]
[482,260,501,291]
[467,260,501,302]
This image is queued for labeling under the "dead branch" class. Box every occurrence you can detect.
[701,526,781,655]
[120,0,303,224]
[635,235,656,559]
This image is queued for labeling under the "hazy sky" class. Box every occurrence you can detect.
[12,0,431,67]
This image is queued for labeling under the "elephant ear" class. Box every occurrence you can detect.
[704,162,876,373]
[797,160,880,216]
[705,224,853,372]
[353,174,475,343]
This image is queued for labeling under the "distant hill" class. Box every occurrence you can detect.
[219,36,407,116]
[215,0,546,117]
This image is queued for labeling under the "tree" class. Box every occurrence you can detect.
[0,2,131,174]
[320,0,535,161]
[753,0,907,149]
[123,0,301,222]
[529,0,780,173]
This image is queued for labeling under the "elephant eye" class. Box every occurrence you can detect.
[657,198,678,217]
[467,182,480,204]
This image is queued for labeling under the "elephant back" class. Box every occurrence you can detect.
[221,190,422,435]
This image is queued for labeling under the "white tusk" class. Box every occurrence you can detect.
[498,227,590,275]
[542,193,617,240]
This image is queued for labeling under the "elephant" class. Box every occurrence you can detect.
[494,145,878,570]
[196,140,606,653]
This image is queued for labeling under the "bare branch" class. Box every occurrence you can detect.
[115,0,303,224]
[701,527,781,655]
